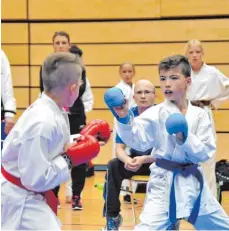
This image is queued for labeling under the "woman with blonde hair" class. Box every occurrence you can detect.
[185,39,229,198]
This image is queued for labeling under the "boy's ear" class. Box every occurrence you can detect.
[186,77,192,86]
[70,83,77,92]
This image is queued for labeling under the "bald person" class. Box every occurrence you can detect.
[102,79,156,230]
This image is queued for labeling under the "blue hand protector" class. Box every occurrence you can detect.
[165,113,188,142]
[104,87,130,124]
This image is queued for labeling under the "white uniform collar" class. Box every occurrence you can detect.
[191,63,207,76]
[41,92,65,113]
[120,79,134,88]
[163,98,193,115]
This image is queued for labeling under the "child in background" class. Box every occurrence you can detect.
[113,62,136,203]
[186,39,229,198]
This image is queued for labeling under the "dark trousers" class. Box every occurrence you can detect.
[53,113,87,198]
[71,163,87,196]
[53,164,87,198]
[104,157,151,217]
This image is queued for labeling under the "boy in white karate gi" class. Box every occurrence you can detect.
[1,52,103,230]
[104,55,229,230]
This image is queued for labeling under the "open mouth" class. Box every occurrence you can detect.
[165,90,173,95]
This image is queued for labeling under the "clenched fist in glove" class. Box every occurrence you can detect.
[80,119,111,144]
[63,135,100,168]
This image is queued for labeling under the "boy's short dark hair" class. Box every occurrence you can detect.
[158,55,191,78]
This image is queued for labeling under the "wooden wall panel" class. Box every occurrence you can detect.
[30,42,229,66]
[2,45,29,65]
[14,88,29,108]
[28,0,160,20]
[31,66,41,87]
[87,110,114,128]
[2,23,28,44]
[2,0,27,19]
[11,66,29,87]
[213,110,229,132]
[216,133,229,161]
[31,88,40,104]
[216,65,229,78]
[93,138,113,165]
[30,19,229,44]
[218,101,229,110]
[161,0,229,17]
[15,109,25,120]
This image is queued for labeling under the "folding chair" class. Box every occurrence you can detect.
[129,175,150,225]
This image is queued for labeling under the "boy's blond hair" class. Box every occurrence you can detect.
[185,39,204,55]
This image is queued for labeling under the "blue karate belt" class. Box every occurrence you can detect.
[155,158,204,225]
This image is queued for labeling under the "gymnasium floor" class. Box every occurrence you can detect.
[58,171,229,230]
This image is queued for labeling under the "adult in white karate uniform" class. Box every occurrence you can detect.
[1,52,99,230]
[104,55,229,230]
[186,39,229,198]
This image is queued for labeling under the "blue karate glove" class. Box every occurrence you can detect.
[104,87,130,124]
[165,113,188,143]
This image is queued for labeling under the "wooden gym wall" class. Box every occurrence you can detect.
[2,0,229,165]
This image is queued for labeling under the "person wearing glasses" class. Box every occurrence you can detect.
[103,79,156,230]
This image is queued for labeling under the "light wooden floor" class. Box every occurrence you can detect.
[58,171,229,230]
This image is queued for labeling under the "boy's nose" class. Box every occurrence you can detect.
[165,79,172,86]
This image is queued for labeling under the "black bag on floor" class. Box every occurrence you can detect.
[216,159,229,203]
[216,159,229,191]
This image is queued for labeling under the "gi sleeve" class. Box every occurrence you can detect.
[180,110,216,163]
[81,77,94,113]
[211,68,229,109]
[1,50,16,118]
[116,107,159,152]
[18,122,70,192]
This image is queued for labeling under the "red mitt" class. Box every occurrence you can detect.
[80,119,111,143]
[64,135,100,167]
